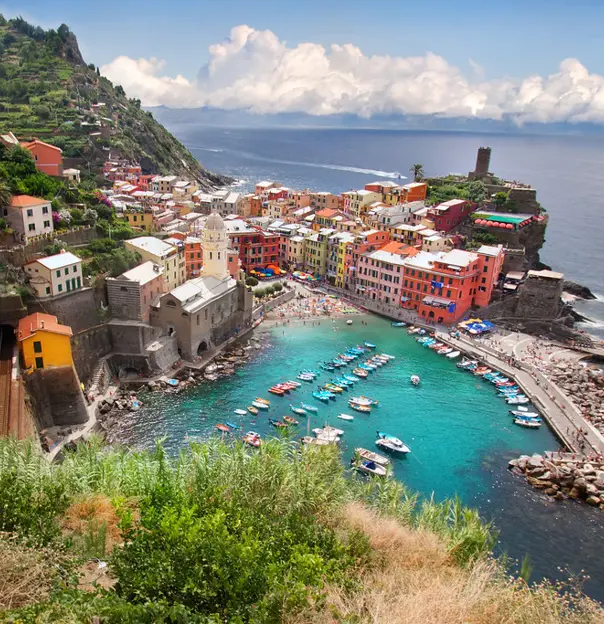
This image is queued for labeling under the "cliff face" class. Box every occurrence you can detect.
[0,16,230,189]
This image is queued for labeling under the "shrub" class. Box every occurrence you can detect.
[264,285,275,296]
[273,282,283,292]
[245,276,258,287]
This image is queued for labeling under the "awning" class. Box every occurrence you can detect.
[423,295,454,306]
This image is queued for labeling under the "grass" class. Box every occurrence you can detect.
[0,437,601,623]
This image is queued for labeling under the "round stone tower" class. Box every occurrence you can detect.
[201,212,229,279]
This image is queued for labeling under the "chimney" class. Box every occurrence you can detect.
[41,320,45,328]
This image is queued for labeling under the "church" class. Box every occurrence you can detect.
[150,213,254,360]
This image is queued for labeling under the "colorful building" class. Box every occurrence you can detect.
[17,313,73,371]
[286,235,307,269]
[184,236,203,278]
[123,208,154,231]
[21,139,63,176]
[426,199,473,232]
[24,251,83,299]
[106,261,165,322]
[400,247,503,324]
[355,242,419,304]
[304,228,334,277]
[341,190,381,219]
[343,229,391,290]
[124,236,185,292]
[4,195,54,241]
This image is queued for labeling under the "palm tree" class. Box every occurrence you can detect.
[0,178,12,208]
[409,164,424,182]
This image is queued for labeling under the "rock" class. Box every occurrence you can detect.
[582,463,596,475]
[99,403,112,414]
[528,456,544,469]
[545,488,557,496]
[563,281,596,300]
[148,381,157,389]
[508,459,519,468]
[554,492,565,501]
[586,495,600,506]
[573,477,587,492]
[568,488,581,499]
[585,483,599,496]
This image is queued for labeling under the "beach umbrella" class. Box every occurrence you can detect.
[506,223,514,229]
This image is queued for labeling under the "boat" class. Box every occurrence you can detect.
[297,374,315,382]
[514,417,542,428]
[354,460,388,477]
[473,367,491,376]
[301,403,318,413]
[252,401,270,410]
[290,405,307,415]
[321,363,335,372]
[313,391,331,402]
[332,378,352,387]
[337,413,354,421]
[355,448,390,466]
[268,387,285,396]
[364,342,376,349]
[286,380,302,387]
[234,409,247,416]
[283,415,299,425]
[247,405,259,415]
[313,425,344,437]
[255,397,270,405]
[130,399,142,411]
[506,396,530,405]
[166,378,179,387]
[446,350,461,359]
[269,418,288,428]
[407,326,419,334]
[323,384,344,393]
[513,413,541,422]
[437,347,453,355]
[225,421,239,430]
[353,368,368,378]
[243,431,261,447]
[410,375,421,386]
[301,369,318,376]
[392,321,406,327]
[380,353,395,360]
[349,402,371,413]
[301,435,332,446]
[457,358,477,368]
[216,423,231,433]
[346,319,353,325]
[343,374,359,382]
[376,432,411,454]
[509,407,538,416]
[349,396,372,406]
[359,363,375,372]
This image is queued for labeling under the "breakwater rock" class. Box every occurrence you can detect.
[544,361,604,434]
[509,453,604,509]
[563,281,596,300]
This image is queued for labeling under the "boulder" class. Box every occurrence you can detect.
[573,477,587,492]
[554,492,565,501]
[586,495,600,506]
[582,463,596,475]
[568,488,581,499]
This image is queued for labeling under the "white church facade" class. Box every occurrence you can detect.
[150,213,254,360]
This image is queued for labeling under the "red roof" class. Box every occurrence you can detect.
[379,241,419,257]
[17,313,72,341]
[20,139,62,153]
[315,208,338,218]
[10,195,49,208]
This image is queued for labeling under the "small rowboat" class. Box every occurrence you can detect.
[290,405,307,415]
[313,391,331,402]
[234,409,247,416]
[353,368,368,378]
[269,387,285,396]
[514,417,541,428]
[364,342,376,349]
[269,418,287,428]
[349,402,371,413]
[354,460,388,477]
[301,403,318,412]
[255,397,270,405]
[243,431,261,447]
[216,423,231,433]
[225,421,239,430]
[298,374,315,382]
[446,350,461,359]
[337,413,354,421]
[355,448,390,466]
[252,401,270,410]
[283,415,299,425]
[247,405,258,415]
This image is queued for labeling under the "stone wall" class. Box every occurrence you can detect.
[0,294,27,327]
[24,366,88,428]
[27,286,107,334]
[72,324,112,382]
[515,273,563,320]
[106,277,142,321]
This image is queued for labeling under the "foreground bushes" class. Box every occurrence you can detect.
[0,437,601,623]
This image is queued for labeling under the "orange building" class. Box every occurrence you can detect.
[403,182,428,203]
[21,140,63,176]
[344,229,390,290]
[400,246,503,324]
[184,236,203,278]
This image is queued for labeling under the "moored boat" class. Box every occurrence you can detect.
[247,405,259,415]
[301,435,332,446]
[355,447,390,466]
[290,405,307,415]
[252,401,270,410]
[446,350,461,359]
[255,397,270,405]
[301,403,318,413]
[269,387,285,396]
[313,425,344,437]
[225,421,239,430]
[269,418,288,428]
[376,431,411,454]
[234,409,247,416]
[364,342,376,349]
[313,391,331,403]
[354,460,388,477]
[337,413,354,421]
[349,402,371,413]
[353,368,368,378]
[243,431,261,447]
[514,417,542,428]
[283,415,299,425]
[216,423,231,433]
[392,321,406,327]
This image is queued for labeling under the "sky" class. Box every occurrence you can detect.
[3,0,604,122]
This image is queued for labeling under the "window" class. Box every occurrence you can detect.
[42,206,49,214]
[28,224,35,232]
[483,266,488,273]
[481,277,486,284]
[66,281,71,292]
[33,341,42,353]
[26,209,33,217]
[73,266,77,273]
[43,220,50,228]
[64,268,69,276]
[35,357,44,369]
[58,284,63,292]
[446,289,451,297]
[45,286,50,295]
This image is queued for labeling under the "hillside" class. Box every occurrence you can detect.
[0,16,230,189]
[0,437,601,623]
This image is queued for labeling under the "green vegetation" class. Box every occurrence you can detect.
[245,276,259,287]
[409,163,424,181]
[426,177,486,206]
[0,16,228,186]
[0,437,600,623]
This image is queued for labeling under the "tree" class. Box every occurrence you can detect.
[0,178,12,208]
[493,192,508,209]
[409,164,424,182]
[467,180,487,203]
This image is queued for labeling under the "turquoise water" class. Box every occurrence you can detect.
[116,315,604,598]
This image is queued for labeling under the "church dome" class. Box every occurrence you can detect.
[205,212,225,231]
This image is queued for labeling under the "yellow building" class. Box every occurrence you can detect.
[335,237,354,288]
[17,313,73,371]
[124,236,185,292]
[123,209,154,231]
[286,235,306,269]
[304,228,333,277]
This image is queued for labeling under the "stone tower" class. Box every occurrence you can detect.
[469,146,491,180]
[202,212,229,279]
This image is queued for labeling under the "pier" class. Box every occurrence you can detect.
[437,332,604,456]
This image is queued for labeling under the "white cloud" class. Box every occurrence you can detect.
[101,25,604,124]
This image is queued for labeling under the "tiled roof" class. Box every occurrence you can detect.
[17,313,72,341]
[10,195,49,208]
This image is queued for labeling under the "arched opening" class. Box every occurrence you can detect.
[428,310,435,318]
[197,341,208,355]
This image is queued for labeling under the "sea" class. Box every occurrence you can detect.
[165,125,604,338]
[122,125,604,597]
[116,318,604,601]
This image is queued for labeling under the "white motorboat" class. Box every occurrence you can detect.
[349,396,373,406]
[355,448,390,466]
[346,319,353,325]
[506,396,530,405]
[376,432,411,454]
[514,418,542,429]
[234,409,247,415]
[337,413,354,421]
[313,425,344,437]
[446,350,461,359]
[509,409,539,418]
[355,460,388,477]
[301,436,332,446]
[252,401,270,409]
[315,432,341,443]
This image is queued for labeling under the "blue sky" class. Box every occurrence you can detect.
[3,0,604,79]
